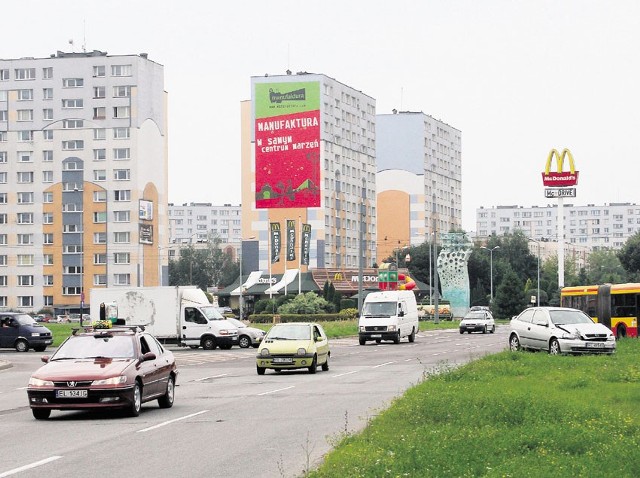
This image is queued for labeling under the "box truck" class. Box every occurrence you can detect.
[358,290,419,345]
[89,286,239,350]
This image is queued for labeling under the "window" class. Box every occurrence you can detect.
[17,151,32,162]
[0,91,5,101]
[113,127,130,139]
[0,132,6,142]
[18,130,33,141]
[0,172,6,183]
[43,254,53,265]
[18,275,34,286]
[114,252,130,264]
[93,128,106,140]
[63,245,82,254]
[94,253,107,264]
[43,233,53,244]
[0,193,6,204]
[17,192,34,203]
[63,224,82,233]
[113,210,130,222]
[0,276,6,286]
[17,171,34,183]
[114,231,130,243]
[17,213,33,224]
[18,255,34,266]
[0,234,6,245]
[17,109,33,121]
[0,69,8,80]
[42,150,53,162]
[0,255,6,266]
[43,192,53,203]
[111,64,132,77]
[43,130,53,140]
[93,86,105,98]
[114,169,130,180]
[93,211,107,223]
[114,190,130,201]
[62,78,84,88]
[43,275,54,286]
[18,89,33,100]
[93,191,107,202]
[93,65,105,77]
[15,68,36,80]
[43,212,53,224]
[0,214,6,224]
[43,88,53,100]
[94,274,107,286]
[43,108,53,120]
[93,107,106,119]
[43,67,53,79]
[63,119,83,129]
[63,287,81,296]
[62,98,83,109]
[114,274,131,285]
[43,296,53,306]
[113,85,131,97]
[0,110,6,121]
[113,106,130,118]
[64,266,83,275]
[0,152,5,163]
[18,296,33,307]
[93,170,106,181]
[62,140,84,150]
[113,148,130,160]
[17,234,33,245]
[62,181,82,191]
[94,232,107,244]
[93,148,106,160]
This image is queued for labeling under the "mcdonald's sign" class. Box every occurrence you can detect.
[542,148,579,187]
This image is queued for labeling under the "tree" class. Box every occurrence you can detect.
[277,292,332,314]
[586,249,627,284]
[618,232,640,280]
[492,267,526,319]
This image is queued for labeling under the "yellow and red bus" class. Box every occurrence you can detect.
[561,283,639,339]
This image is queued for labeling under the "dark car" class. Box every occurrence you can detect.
[27,326,178,419]
[0,313,53,352]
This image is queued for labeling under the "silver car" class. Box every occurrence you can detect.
[226,318,265,348]
[459,310,495,334]
[509,307,616,355]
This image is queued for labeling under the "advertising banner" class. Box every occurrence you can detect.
[139,224,153,245]
[301,223,311,265]
[139,199,153,221]
[254,81,321,209]
[270,222,281,263]
[541,148,579,187]
[286,219,296,261]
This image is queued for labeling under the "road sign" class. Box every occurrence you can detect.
[544,188,576,198]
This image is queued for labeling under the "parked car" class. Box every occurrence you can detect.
[256,322,330,375]
[27,326,178,419]
[459,310,495,334]
[225,317,265,348]
[1,313,53,352]
[508,306,616,355]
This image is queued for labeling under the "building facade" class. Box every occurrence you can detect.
[0,50,168,313]
[476,202,640,250]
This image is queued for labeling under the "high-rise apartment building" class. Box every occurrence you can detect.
[168,202,241,244]
[240,73,377,272]
[376,111,463,248]
[0,50,168,313]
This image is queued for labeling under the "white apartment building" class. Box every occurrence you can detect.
[477,202,640,250]
[376,111,462,238]
[0,50,168,313]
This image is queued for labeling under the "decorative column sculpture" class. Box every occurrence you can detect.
[437,233,473,318]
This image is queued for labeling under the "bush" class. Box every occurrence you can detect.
[338,308,359,320]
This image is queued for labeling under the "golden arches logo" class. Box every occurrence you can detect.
[542,148,579,187]
[333,273,344,281]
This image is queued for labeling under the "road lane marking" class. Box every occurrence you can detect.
[15,387,28,391]
[0,456,62,477]
[193,374,228,382]
[137,410,209,433]
[372,361,395,368]
[258,386,294,396]
[332,370,358,378]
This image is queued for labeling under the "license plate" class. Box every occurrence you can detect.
[585,342,605,348]
[273,358,293,364]
[371,334,382,338]
[56,389,88,398]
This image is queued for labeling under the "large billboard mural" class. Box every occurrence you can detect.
[254,81,321,208]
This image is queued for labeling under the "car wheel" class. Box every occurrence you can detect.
[408,328,416,343]
[202,337,217,350]
[490,325,495,334]
[32,408,51,420]
[617,324,627,339]
[128,382,142,417]
[483,325,488,334]
[393,332,400,344]
[256,365,266,375]
[158,375,175,409]
[509,334,521,351]
[189,345,199,349]
[238,335,251,348]
[308,355,317,374]
[321,355,329,371]
[359,337,366,345]
[34,346,47,352]
[15,339,29,352]
[549,338,561,355]
[219,344,232,350]
[459,328,464,334]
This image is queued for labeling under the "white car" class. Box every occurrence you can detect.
[459,310,495,334]
[225,317,265,348]
[509,306,616,355]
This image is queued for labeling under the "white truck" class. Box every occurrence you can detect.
[89,286,239,350]
[358,290,419,345]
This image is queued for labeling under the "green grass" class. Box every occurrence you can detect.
[44,323,82,347]
[309,339,640,477]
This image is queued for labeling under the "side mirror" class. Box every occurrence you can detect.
[398,310,405,317]
[140,352,156,363]
[41,356,50,363]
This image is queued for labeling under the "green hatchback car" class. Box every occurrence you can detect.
[256,322,330,375]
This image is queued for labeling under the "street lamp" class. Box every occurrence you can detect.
[238,236,255,321]
[528,238,541,306]
[481,246,500,304]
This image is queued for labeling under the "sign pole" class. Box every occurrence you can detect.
[558,197,565,288]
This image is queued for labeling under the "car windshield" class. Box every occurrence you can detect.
[52,335,136,360]
[267,325,311,340]
[201,306,226,321]
[226,318,246,328]
[15,314,38,326]
[362,302,397,317]
[550,310,594,326]
[464,312,486,319]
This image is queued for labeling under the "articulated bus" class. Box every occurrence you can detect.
[561,283,640,339]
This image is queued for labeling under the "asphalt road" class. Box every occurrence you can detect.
[0,327,508,478]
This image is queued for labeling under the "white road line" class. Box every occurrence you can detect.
[0,456,62,477]
[193,374,228,382]
[258,386,294,396]
[404,358,413,362]
[372,361,395,368]
[15,387,27,391]
[332,370,358,378]
[137,410,209,433]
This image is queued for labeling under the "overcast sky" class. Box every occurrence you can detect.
[5,0,639,230]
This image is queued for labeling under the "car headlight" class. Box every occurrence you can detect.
[561,330,579,340]
[31,332,41,337]
[388,325,397,332]
[29,377,54,387]
[359,326,365,332]
[219,329,233,336]
[260,348,270,357]
[92,376,127,386]
[297,348,307,356]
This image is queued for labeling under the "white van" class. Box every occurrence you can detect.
[358,290,419,345]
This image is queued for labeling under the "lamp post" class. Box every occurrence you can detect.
[481,246,500,304]
[528,238,541,306]
[238,236,255,322]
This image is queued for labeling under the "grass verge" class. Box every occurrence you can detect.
[309,339,640,477]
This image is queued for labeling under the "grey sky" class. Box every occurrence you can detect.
[5,0,639,230]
